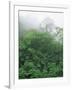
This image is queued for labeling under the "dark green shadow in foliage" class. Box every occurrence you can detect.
[19,29,63,79]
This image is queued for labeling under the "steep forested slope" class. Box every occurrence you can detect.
[19,30,63,79]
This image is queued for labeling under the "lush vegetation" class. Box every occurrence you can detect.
[19,29,63,79]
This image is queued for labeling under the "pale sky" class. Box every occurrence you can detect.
[19,11,64,30]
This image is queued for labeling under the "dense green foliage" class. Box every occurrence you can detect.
[19,29,63,79]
